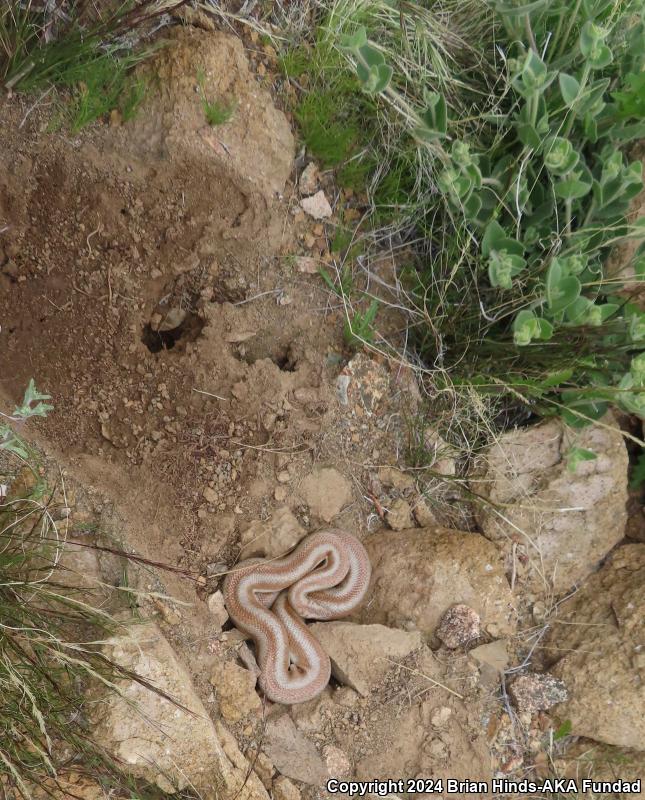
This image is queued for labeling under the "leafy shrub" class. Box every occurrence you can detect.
[289,0,645,428]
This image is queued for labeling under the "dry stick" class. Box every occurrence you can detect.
[381,658,464,700]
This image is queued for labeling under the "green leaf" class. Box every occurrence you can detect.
[560,390,609,428]
[559,73,580,106]
[612,73,645,120]
[339,26,368,50]
[488,250,526,288]
[555,178,592,199]
[567,447,597,473]
[415,92,447,140]
[481,220,507,257]
[546,261,581,313]
[580,21,608,58]
[588,43,613,70]
[554,719,572,741]
[12,379,53,420]
[543,137,579,175]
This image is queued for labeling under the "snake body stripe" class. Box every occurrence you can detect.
[223,529,371,705]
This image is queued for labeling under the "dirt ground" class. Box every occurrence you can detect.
[1,20,643,800]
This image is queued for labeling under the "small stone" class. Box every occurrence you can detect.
[203,486,218,504]
[206,591,229,630]
[386,498,414,531]
[436,604,481,649]
[323,745,351,777]
[299,467,352,523]
[154,307,187,332]
[430,706,452,729]
[209,660,261,721]
[412,496,437,527]
[301,190,332,220]
[276,470,291,484]
[299,162,319,195]
[294,256,318,274]
[273,776,301,800]
[378,467,416,492]
[509,674,568,714]
[532,600,547,623]
[240,507,306,559]
[274,486,287,502]
[469,639,509,674]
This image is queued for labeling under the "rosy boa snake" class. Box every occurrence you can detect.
[223,529,371,705]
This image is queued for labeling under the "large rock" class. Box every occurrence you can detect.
[93,622,268,799]
[308,622,422,696]
[473,415,628,594]
[544,545,645,750]
[353,527,516,638]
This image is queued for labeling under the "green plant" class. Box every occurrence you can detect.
[0,1,179,130]
[344,298,379,348]
[57,53,150,131]
[0,384,182,798]
[321,0,645,427]
[196,70,236,126]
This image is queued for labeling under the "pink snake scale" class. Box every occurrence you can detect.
[223,529,371,705]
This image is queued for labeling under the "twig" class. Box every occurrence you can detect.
[381,658,464,699]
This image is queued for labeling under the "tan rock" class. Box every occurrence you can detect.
[353,527,516,638]
[386,498,414,531]
[262,714,328,785]
[207,590,229,629]
[299,162,319,195]
[473,414,629,593]
[210,660,261,721]
[378,466,416,492]
[239,506,306,559]
[93,622,268,798]
[411,495,438,527]
[273,776,301,800]
[469,639,509,674]
[299,467,352,523]
[545,545,645,750]
[309,622,422,696]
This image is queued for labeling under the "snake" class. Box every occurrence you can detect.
[222,529,371,705]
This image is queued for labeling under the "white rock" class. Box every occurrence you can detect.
[301,190,332,220]
[207,590,229,629]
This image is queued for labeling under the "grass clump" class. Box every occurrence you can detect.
[1,1,181,129]
[0,382,179,799]
[282,0,645,434]
[197,70,236,126]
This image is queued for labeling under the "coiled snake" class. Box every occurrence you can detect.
[223,529,371,704]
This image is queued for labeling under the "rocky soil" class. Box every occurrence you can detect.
[1,17,643,800]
